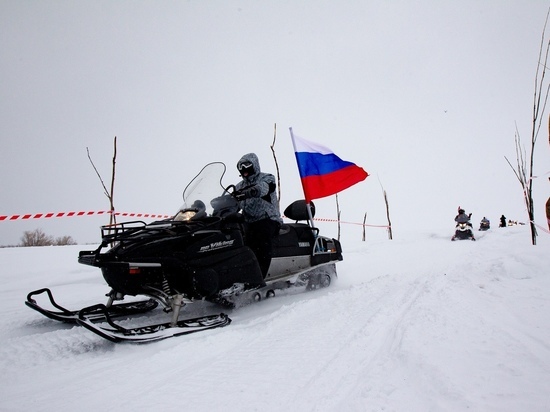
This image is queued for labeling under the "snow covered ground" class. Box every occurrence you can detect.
[1,224,549,412]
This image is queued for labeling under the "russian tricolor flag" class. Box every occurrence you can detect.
[290,128,368,203]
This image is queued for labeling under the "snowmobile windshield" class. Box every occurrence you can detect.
[180,162,228,216]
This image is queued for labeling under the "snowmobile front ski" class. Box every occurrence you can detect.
[25,288,158,324]
[76,304,231,343]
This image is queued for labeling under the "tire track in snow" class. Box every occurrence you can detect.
[276,275,439,411]
[120,275,434,411]
[0,323,112,371]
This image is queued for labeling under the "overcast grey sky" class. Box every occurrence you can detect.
[1,1,549,246]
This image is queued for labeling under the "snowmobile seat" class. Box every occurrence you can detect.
[273,223,315,257]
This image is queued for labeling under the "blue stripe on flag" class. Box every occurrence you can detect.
[295,152,356,178]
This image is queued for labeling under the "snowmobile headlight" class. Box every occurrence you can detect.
[174,210,196,222]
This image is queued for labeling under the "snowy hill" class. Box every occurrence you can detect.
[1,225,549,412]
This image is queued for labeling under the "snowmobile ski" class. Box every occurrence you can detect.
[25,288,158,324]
[76,304,231,343]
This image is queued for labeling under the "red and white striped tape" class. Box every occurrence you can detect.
[313,217,390,228]
[0,210,390,228]
[5,209,549,235]
[0,211,172,221]
[532,220,550,235]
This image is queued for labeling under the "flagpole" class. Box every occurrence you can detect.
[289,127,316,229]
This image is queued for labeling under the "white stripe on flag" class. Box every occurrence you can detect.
[291,132,333,155]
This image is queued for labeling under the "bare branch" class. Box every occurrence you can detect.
[270,123,281,208]
[504,155,523,184]
[87,147,110,198]
[87,136,118,228]
[533,7,550,141]
[533,35,550,147]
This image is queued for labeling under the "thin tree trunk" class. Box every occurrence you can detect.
[384,189,393,240]
[362,212,367,241]
[547,114,550,230]
[109,136,117,226]
[336,194,341,242]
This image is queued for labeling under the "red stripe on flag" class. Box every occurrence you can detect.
[300,165,369,202]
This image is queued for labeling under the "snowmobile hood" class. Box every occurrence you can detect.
[237,153,261,181]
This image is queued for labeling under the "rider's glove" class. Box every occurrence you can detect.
[234,186,259,201]
[234,190,247,201]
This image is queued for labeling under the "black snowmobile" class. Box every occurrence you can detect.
[26,162,343,342]
[451,222,476,241]
[479,218,490,231]
[451,219,476,241]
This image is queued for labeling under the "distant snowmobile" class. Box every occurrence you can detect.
[479,217,490,231]
[452,208,476,241]
[26,162,343,343]
[452,222,476,241]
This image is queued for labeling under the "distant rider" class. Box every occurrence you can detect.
[455,207,472,226]
[234,153,283,279]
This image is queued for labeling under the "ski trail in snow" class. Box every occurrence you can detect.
[274,275,446,411]
[0,325,109,370]
[96,277,439,411]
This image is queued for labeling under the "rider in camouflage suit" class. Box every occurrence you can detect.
[234,153,282,278]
